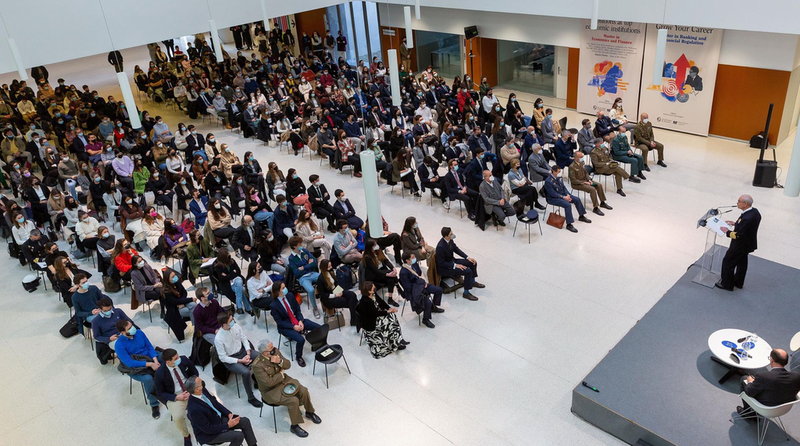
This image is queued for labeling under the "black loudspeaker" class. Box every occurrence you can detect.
[464,26,479,40]
[753,160,778,188]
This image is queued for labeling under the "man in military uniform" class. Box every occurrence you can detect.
[568,150,612,216]
[633,113,667,169]
[252,341,321,438]
[717,195,761,291]
[590,137,638,197]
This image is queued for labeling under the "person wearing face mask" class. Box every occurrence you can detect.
[75,209,101,253]
[115,319,163,418]
[24,176,50,226]
[540,108,558,145]
[553,130,577,169]
[90,297,133,364]
[161,269,196,342]
[611,128,646,180]
[120,195,147,247]
[479,169,516,227]
[594,109,619,138]
[204,165,230,199]
[218,143,242,180]
[399,251,443,329]
[153,349,199,446]
[286,235,322,318]
[57,153,80,200]
[356,281,408,358]
[435,227,483,300]
[206,196,235,244]
[71,273,108,334]
[633,113,667,169]
[214,312,263,406]
[95,225,116,276]
[269,280,321,367]
[141,206,166,260]
[145,168,175,211]
[111,150,135,194]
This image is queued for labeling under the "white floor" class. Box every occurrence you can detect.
[1,45,799,446]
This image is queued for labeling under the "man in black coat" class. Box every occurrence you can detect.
[399,252,443,328]
[332,189,363,230]
[435,227,484,301]
[185,375,258,446]
[737,348,800,416]
[307,175,335,231]
[442,159,478,220]
[154,349,199,446]
[231,216,260,262]
[717,194,762,291]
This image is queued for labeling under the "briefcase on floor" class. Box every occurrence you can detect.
[546,210,565,229]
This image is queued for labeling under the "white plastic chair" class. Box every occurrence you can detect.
[733,391,800,445]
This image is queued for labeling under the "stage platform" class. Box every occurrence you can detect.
[571,251,800,446]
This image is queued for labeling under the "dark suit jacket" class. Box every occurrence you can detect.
[186,390,233,446]
[25,185,50,204]
[270,295,306,331]
[553,138,576,168]
[595,116,616,137]
[231,224,260,252]
[745,367,800,407]
[544,174,569,201]
[333,199,357,220]
[307,184,331,210]
[154,356,200,403]
[727,208,761,255]
[435,238,468,278]
[443,170,468,198]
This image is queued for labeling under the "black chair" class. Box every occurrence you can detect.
[398,283,421,326]
[306,324,351,389]
[513,210,543,244]
[258,401,282,433]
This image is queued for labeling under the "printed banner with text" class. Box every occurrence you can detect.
[640,24,723,136]
[577,20,646,119]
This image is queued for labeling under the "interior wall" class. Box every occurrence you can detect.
[566,48,580,109]
[294,8,328,42]
[709,65,790,144]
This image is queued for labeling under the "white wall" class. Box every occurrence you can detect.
[379,5,800,72]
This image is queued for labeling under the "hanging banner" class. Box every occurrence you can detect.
[640,24,723,136]
[577,20,646,119]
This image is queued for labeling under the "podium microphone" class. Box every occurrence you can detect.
[710,205,737,216]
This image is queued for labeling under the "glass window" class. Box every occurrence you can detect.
[415,30,462,81]
[496,40,555,97]
[327,6,340,38]
[365,2,382,62]
[338,3,357,65]
[351,1,370,64]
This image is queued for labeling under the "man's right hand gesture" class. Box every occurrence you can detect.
[227,416,240,428]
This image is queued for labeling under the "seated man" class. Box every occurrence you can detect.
[568,150,612,216]
[269,281,321,367]
[443,158,478,221]
[633,113,667,169]
[154,349,199,446]
[553,130,576,168]
[479,169,515,226]
[418,156,447,205]
[185,375,258,446]
[589,137,637,197]
[737,348,800,417]
[610,130,646,180]
[231,215,259,263]
[214,313,263,408]
[332,189,363,230]
[287,236,321,319]
[435,227,484,301]
[193,287,225,344]
[399,252,444,328]
[115,319,162,418]
[576,119,595,154]
[544,165,591,233]
[595,110,619,137]
[91,297,133,364]
[252,341,321,438]
[333,219,363,264]
[527,143,551,184]
[307,175,335,231]
[21,228,47,268]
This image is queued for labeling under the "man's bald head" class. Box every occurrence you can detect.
[771,348,788,366]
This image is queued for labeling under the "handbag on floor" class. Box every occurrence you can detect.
[546,210,565,229]
[59,316,80,338]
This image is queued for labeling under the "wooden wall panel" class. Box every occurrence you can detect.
[567,47,580,109]
[294,8,326,45]
[709,64,790,144]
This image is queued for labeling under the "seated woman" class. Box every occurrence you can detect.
[245,262,273,306]
[141,206,165,261]
[213,248,251,315]
[161,268,196,342]
[185,229,213,285]
[120,195,146,249]
[88,172,107,219]
[285,168,312,214]
[173,172,194,222]
[111,238,138,282]
[206,196,235,244]
[296,210,331,259]
[392,147,421,197]
[362,239,400,306]
[336,129,362,177]
[96,225,115,277]
[162,218,189,256]
[366,138,388,172]
[75,210,101,254]
[52,255,92,308]
[102,183,122,223]
[63,196,81,245]
[188,189,208,227]
[266,161,286,200]
[164,149,185,182]
[129,255,162,306]
[145,168,175,211]
[191,154,209,180]
[219,143,241,180]
[47,188,67,233]
[317,259,358,327]
[132,160,150,196]
[356,281,407,358]
[244,185,273,229]
[229,173,248,217]
[12,211,36,247]
[400,216,434,265]
[242,151,266,197]
[256,228,286,276]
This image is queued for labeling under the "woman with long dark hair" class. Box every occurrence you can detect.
[317,259,358,327]
[361,239,400,306]
[161,268,196,341]
[213,247,251,315]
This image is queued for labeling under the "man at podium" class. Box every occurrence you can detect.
[716,195,761,291]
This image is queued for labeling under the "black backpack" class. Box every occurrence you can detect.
[59,316,80,338]
[336,264,357,290]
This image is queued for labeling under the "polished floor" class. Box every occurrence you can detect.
[1,45,799,446]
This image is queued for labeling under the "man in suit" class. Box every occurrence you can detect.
[400,252,444,328]
[185,125,205,161]
[544,165,591,233]
[252,341,321,438]
[154,349,199,446]
[184,375,258,446]
[463,147,495,191]
[569,150,612,216]
[231,216,260,262]
[717,195,762,291]
[737,348,800,417]
[633,113,667,168]
[595,110,619,137]
[435,227,484,301]
[270,281,321,367]
[333,189,363,230]
[685,66,703,91]
[479,170,515,226]
[287,236,322,320]
[467,126,491,156]
[308,175,335,231]
[527,143,551,183]
[418,156,447,205]
[577,119,595,154]
[443,159,478,220]
[25,177,50,226]
[553,130,577,168]
[71,128,90,163]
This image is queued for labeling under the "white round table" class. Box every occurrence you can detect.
[708,328,772,383]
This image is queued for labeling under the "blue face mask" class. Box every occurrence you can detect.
[411,258,417,265]
[249,156,254,161]
[228,319,235,328]
[128,326,137,336]
[479,154,484,160]
[281,287,288,296]
[453,165,459,171]
[101,309,113,317]
[292,174,298,179]
[174,357,182,366]
[172,276,179,284]
[547,115,552,119]
[81,282,89,290]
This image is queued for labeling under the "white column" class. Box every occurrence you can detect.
[784,115,800,197]
[414,0,421,20]
[7,38,27,81]
[260,0,270,29]
[359,150,384,238]
[652,28,668,86]
[116,72,142,129]
[209,19,224,62]
[388,49,401,105]
[404,7,414,49]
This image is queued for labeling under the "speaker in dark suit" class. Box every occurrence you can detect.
[739,349,800,414]
[717,196,761,291]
